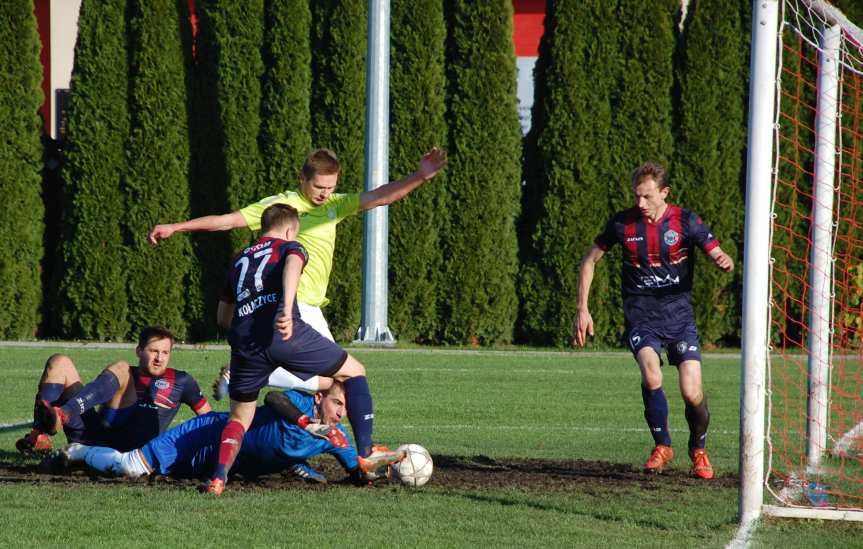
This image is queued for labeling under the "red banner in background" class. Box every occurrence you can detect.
[513,0,545,57]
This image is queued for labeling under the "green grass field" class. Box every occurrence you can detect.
[0,345,859,548]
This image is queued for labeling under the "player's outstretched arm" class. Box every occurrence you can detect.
[147,211,248,245]
[708,246,734,272]
[572,245,605,347]
[359,147,447,211]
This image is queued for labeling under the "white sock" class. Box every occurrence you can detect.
[65,442,91,462]
[84,446,125,475]
[84,447,150,478]
[267,368,320,393]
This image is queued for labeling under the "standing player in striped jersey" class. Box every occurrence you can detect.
[206,204,401,495]
[571,162,734,480]
[147,147,446,397]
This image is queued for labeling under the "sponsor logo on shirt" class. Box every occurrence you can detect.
[637,274,680,289]
[328,208,336,220]
[154,379,170,390]
[626,236,644,242]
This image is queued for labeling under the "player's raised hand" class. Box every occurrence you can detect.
[276,313,293,341]
[148,224,176,245]
[416,147,447,180]
[572,308,594,347]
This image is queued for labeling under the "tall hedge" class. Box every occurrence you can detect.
[518,1,675,347]
[0,1,44,338]
[517,1,620,346]
[197,0,266,253]
[123,0,194,338]
[388,0,448,343]
[184,0,231,340]
[59,0,130,339]
[442,0,522,344]
[259,0,312,195]
[310,0,367,341]
[672,0,748,345]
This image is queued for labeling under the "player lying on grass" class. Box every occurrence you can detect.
[206,203,402,495]
[572,162,734,480]
[59,383,382,485]
[148,147,446,400]
[17,326,211,455]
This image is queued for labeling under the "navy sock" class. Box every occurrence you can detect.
[641,385,671,447]
[37,383,65,405]
[60,370,120,419]
[685,397,710,451]
[344,376,374,457]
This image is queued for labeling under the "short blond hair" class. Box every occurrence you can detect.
[301,148,340,182]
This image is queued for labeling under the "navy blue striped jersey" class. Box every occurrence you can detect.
[222,237,307,352]
[109,366,208,451]
[595,205,719,300]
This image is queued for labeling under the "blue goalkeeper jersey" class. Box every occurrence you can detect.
[142,391,357,478]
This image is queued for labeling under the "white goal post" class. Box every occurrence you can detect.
[741,0,863,524]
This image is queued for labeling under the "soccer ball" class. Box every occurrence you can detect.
[392,444,433,487]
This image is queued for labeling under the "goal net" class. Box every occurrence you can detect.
[762,0,863,519]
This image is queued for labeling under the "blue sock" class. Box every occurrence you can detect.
[344,376,374,457]
[101,406,134,428]
[37,383,65,405]
[60,371,120,419]
[641,385,671,447]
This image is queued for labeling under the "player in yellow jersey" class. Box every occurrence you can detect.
[148,147,446,396]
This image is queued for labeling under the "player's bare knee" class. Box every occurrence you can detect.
[683,389,704,407]
[333,355,365,380]
[106,361,132,384]
[43,353,75,375]
[40,354,81,386]
[639,362,663,389]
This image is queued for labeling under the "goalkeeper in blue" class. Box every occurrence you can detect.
[64,382,379,485]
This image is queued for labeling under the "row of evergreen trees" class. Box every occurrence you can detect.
[5,0,857,346]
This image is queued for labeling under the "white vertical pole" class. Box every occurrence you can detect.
[807,23,841,471]
[356,0,395,345]
[739,0,780,524]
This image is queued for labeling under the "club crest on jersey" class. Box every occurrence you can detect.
[664,229,680,246]
[676,341,688,355]
[154,379,170,390]
[328,208,336,220]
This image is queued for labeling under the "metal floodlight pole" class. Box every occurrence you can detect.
[356,0,395,345]
[806,23,841,472]
[739,0,780,525]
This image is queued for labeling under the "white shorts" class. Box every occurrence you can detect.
[264,302,334,393]
[298,302,334,342]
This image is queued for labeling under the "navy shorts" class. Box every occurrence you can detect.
[229,319,347,401]
[626,321,702,366]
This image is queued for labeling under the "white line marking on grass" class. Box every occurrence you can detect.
[384,368,577,374]
[0,420,33,432]
[394,424,739,435]
[726,518,757,549]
